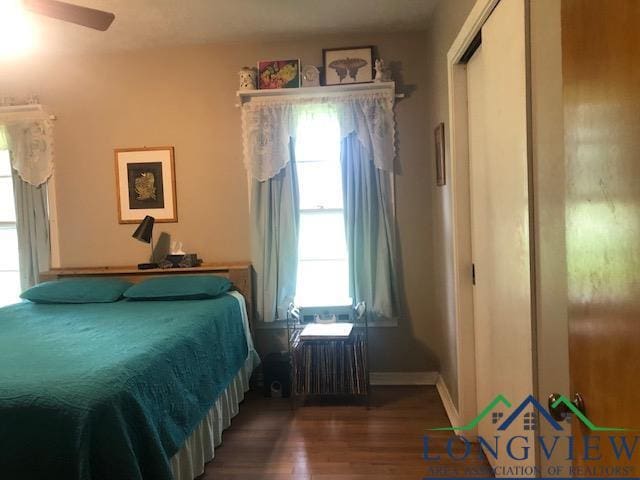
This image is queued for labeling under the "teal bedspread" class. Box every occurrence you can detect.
[0,295,248,480]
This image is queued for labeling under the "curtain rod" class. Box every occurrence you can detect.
[0,104,56,121]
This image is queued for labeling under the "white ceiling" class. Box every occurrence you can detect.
[29,0,438,53]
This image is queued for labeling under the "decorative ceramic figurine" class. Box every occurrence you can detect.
[238,67,257,90]
[374,59,385,82]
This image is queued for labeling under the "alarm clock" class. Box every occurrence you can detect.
[301,65,320,87]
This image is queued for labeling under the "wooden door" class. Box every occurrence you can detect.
[467,0,534,471]
[563,0,640,475]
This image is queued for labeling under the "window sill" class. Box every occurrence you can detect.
[255,318,398,329]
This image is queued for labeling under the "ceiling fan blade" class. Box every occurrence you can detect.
[23,0,115,31]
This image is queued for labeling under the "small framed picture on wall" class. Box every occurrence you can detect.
[323,46,374,85]
[114,146,178,223]
[434,122,446,186]
[257,59,301,89]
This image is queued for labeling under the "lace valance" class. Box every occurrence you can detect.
[241,90,396,181]
[0,106,55,187]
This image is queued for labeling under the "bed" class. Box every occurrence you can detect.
[0,264,259,480]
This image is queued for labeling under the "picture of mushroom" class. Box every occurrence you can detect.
[328,57,368,83]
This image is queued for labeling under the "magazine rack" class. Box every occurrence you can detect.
[287,302,369,408]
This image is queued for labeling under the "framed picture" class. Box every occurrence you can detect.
[258,59,300,89]
[114,146,177,224]
[323,46,374,85]
[434,123,446,186]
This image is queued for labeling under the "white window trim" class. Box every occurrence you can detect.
[294,113,350,309]
[0,150,20,306]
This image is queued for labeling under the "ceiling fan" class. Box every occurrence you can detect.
[22,0,115,31]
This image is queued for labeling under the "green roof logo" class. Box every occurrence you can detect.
[428,394,632,432]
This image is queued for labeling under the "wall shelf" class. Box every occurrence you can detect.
[236,81,404,106]
[0,104,56,121]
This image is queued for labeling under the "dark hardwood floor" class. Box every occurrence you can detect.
[199,386,491,479]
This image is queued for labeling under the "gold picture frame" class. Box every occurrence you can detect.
[114,146,178,224]
[434,123,446,186]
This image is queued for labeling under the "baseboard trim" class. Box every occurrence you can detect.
[435,374,465,436]
[369,371,438,386]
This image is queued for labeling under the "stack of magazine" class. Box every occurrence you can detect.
[291,323,367,396]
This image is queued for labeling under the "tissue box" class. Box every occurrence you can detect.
[165,254,185,267]
[163,253,201,268]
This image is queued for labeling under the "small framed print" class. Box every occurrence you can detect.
[323,46,374,85]
[434,123,446,186]
[114,146,177,223]
[258,59,301,89]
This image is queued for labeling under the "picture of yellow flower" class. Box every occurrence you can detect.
[258,59,300,89]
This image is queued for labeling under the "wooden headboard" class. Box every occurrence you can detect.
[39,262,254,325]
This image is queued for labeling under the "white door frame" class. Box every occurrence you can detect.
[445,0,502,432]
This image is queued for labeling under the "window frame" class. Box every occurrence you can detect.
[294,114,351,308]
[0,149,20,306]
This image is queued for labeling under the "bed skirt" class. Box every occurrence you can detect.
[170,349,260,480]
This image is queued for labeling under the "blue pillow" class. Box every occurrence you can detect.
[123,275,231,301]
[21,278,133,304]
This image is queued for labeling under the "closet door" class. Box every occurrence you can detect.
[467,0,534,471]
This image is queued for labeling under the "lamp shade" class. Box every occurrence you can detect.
[132,215,155,243]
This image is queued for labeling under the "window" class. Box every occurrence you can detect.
[523,412,537,431]
[294,111,351,307]
[0,149,19,307]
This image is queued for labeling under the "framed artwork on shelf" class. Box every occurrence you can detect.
[258,59,301,89]
[434,122,446,186]
[323,46,374,85]
[114,146,177,224]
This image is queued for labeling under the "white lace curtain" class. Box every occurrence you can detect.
[240,90,396,181]
[0,108,54,187]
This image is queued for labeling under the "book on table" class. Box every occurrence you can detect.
[299,322,353,340]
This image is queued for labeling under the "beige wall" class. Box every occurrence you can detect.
[422,0,476,406]
[0,31,439,371]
